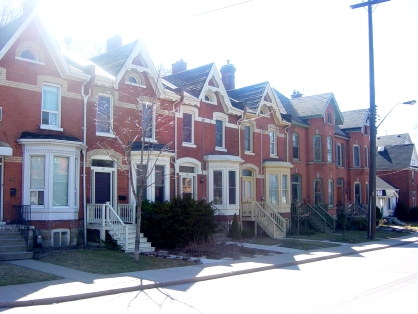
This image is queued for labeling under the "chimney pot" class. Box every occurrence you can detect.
[220,61,236,90]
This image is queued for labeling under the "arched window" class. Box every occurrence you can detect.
[313,135,322,162]
[21,49,37,61]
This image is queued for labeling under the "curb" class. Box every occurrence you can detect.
[1,238,417,308]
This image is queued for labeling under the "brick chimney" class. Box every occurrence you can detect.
[106,34,122,52]
[291,90,303,98]
[220,60,236,90]
[172,59,187,74]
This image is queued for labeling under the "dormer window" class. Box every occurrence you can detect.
[327,112,332,124]
[204,92,215,103]
[21,49,37,61]
[129,76,138,84]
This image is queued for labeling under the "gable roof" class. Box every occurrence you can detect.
[376,144,415,170]
[90,40,138,77]
[163,63,213,98]
[273,89,309,127]
[377,133,413,146]
[290,93,344,125]
[227,82,268,111]
[376,176,398,191]
[0,12,29,52]
[340,109,369,130]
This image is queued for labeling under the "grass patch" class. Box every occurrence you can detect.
[245,237,340,250]
[0,262,62,286]
[37,249,196,275]
[287,229,411,244]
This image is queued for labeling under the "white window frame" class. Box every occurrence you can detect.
[327,136,333,162]
[270,129,277,157]
[244,125,253,153]
[51,228,70,247]
[313,135,322,162]
[292,133,299,160]
[215,119,225,150]
[353,145,360,167]
[41,84,62,131]
[328,179,334,206]
[135,162,170,202]
[96,94,114,137]
[211,169,238,207]
[182,111,194,145]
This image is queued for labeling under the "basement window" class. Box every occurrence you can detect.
[51,229,69,247]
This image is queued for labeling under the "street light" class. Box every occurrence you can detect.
[377,100,416,129]
[370,99,416,238]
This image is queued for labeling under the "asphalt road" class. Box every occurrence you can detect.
[3,242,417,313]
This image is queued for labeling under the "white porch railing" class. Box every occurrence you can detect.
[105,202,128,250]
[242,201,286,238]
[117,204,135,224]
[87,204,135,225]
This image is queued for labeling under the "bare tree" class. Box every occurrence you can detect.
[292,201,309,244]
[96,71,181,261]
[0,0,21,28]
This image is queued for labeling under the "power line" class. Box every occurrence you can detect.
[177,0,253,21]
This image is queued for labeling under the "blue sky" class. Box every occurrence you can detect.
[37,0,418,142]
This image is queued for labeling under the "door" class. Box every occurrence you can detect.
[95,172,111,204]
[336,178,344,206]
[242,178,254,202]
[354,183,361,205]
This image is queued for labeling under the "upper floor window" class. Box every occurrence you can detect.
[313,135,322,162]
[142,103,154,140]
[336,143,343,167]
[327,136,333,162]
[292,133,299,160]
[244,125,252,152]
[353,145,360,167]
[182,112,193,144]
[96,96,112,134]
[327,112,332,124]
[412,170,415,185]
[21,49,38,61]
[216,119,224,148]
[129,76,138,84]
[269,130,276,156]
[41,84,61,130]
[365,146,369,168]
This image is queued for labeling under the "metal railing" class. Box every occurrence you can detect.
[305,204,327,232]
[315,204,336,231]
[11,205,31,251]
[212,203,231,232]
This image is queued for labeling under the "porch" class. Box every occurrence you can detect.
[86,203,154,252]
[241,201,287,238]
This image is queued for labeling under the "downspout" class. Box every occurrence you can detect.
[236,107,246,228]
[172,89,184,197]
[81,65,94,246]
[260,126,264,201]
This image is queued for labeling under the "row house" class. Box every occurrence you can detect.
[0,2,372,248]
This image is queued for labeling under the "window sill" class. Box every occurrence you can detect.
[96,132,115,138]
[182,143,196,148]
[15,56,45,65]
[270,155,279,159]
[244,151,255,155]
[40,125,63,132]
[215,147,227,152]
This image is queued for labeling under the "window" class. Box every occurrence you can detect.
[327,112,332,123]
[154,166,165,202]
[42,85,60,128]
[179,165,196,199]
[282,175,288,205]
[327,136,332,162]
[213,170,223,205]
[270,130,276,156]
[216,120,224,148]
[97,96,112,133]
[244,125,252,152]
[365,146,369,168]
[354,182,361,204]
[51,229,69,247]
[314,179,323,205]
[142,103,154,139]
[412,170,415,185]
[292,133,299,160]
[313,135,322,161]
[30,156,45,205]
[182,112,193,143]
[269,174,278,204]
[229,171,237,205]
[336,143,343,167]
[136,165,148,200]
[328,179,334,206]
[353,145,360,167]
[53,157,69,206]
[129,76,139,85]
[21,49,37,61]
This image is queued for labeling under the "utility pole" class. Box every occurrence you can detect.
[350,0,390,239]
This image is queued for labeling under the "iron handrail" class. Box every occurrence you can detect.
[11,205,31,251]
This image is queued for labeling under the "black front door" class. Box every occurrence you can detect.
[95,172,111,204]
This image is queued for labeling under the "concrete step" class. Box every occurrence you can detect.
[0,245,27,253]
[0,251,33,261]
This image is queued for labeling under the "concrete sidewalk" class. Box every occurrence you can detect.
[1,235,417,308]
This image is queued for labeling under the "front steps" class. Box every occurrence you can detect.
[108,224,154,253]
[0,225,33,261]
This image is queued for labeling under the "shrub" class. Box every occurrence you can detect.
[395,203,410,222]
[228,213,242,240]
[409,207,418,221]
[350,216,368,231]
[141,197,217,249]
[376,206,383,220]
[337,212,350,230]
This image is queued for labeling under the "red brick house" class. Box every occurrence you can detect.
[1,2,377,252]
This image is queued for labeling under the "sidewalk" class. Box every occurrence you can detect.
[1,235,417,308]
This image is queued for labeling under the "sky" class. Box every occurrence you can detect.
[30,0,418,143]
